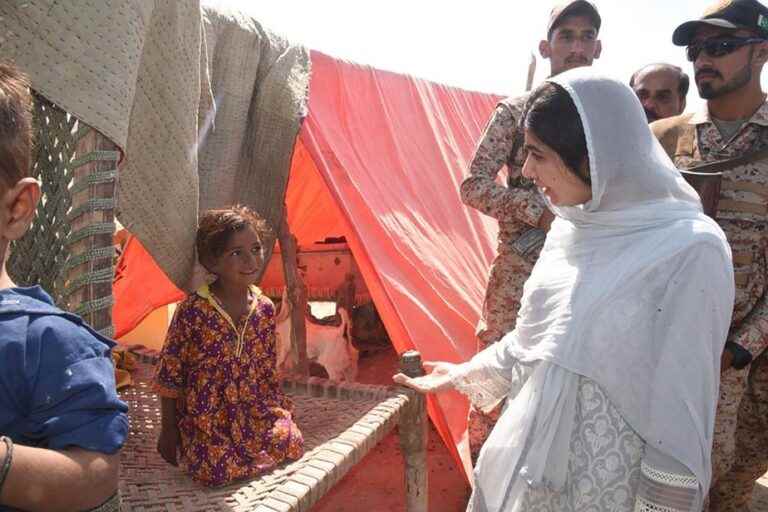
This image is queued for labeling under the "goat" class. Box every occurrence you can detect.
[275,288,359,381]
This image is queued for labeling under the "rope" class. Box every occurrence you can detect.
[65,267,115,296]
[65,224,116,247]
[68,169,118,196]
[67,198,116,222]
[64,247,116,271]
[74,295,115,318]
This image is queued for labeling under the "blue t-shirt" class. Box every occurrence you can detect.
[0,286,128,455]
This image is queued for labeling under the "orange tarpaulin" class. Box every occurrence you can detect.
[113,50,503,479]
[113,235,185,339]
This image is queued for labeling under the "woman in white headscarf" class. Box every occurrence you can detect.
[395,69,734,512]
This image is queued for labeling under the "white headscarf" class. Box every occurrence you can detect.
[473,68,734,511]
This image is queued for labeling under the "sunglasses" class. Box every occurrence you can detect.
[686,37,766,62]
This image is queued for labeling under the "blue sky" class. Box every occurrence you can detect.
[210,1,765,112]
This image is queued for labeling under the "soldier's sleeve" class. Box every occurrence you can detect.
[729,293,768,358]
[727,222,768,358]
[460,103,546,227]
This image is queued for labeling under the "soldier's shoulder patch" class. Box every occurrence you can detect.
[759,14,768,33]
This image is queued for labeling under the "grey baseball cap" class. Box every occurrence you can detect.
[547,1,602,38]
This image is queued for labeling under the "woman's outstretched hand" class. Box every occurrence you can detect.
[393,361,458,394]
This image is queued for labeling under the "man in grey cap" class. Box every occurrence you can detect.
[460,0,602,464]
[652,0,768,509]
[540,0,603,76]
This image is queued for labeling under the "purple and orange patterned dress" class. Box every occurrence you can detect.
[153,284,304,486]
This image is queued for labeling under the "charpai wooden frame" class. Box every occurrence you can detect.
[15,95,429,512]
[120,349,428,512]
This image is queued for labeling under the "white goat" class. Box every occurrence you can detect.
[274,288,359,381]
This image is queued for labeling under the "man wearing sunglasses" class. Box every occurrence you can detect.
[460,0,602,464]
[652,1,768,510]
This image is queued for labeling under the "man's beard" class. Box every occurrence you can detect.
[697,61,752,100]
[644,108,659,123]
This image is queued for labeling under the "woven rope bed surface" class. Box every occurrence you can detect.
[120,358,409,511]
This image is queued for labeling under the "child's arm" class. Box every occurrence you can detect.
[153,299,192,466]
[6,316,129,510]
[157,397,181,466]
[0,443,118,512]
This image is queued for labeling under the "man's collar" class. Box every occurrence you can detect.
[689,99,768,127]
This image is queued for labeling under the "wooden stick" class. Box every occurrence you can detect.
[398,350,428,512]
[278,213,309,375]
[67,127,118,333]
[526,52,537,92]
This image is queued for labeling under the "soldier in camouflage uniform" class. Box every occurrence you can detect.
[460,0,603,463]
[652,1,768,509]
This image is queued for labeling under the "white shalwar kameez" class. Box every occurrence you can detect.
[453,70,735,512]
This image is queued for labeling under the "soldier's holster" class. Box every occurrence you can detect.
[660,119,768,218]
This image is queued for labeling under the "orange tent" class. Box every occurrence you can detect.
[113,50,503,478]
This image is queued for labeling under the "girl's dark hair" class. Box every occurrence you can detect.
[196,205,271,269]
[522,82,590,183]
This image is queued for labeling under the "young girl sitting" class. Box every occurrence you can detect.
[154,206,304,486]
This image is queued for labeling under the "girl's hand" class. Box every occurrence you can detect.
[393,361,458,394]
[157,427,181,466]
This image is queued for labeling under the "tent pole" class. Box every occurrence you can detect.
[399,350,429,511]
[279,212,309,375]
[67,127,118,334]
[339,272,355,313]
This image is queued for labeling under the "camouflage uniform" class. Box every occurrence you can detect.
[653,101,768,511]
[460,95,548,463]
[712,352,768,511]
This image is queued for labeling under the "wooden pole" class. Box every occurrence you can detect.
[67,127,118,334]
[279,212,309,375]
[526,52,537,92]
[398,350,428,512]
[338,272,355,312]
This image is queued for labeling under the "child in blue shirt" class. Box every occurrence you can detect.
[0,62,128,511]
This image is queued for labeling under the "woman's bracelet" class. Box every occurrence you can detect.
[0,436,14,496]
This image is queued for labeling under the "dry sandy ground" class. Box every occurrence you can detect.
[313,347,768,512]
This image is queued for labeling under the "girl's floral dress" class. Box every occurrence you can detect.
[153,284,303,486]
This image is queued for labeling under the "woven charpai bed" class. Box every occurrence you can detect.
[119,350,427,512]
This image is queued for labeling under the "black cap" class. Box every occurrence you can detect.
[547,1,602,39]
[673,0,768,46]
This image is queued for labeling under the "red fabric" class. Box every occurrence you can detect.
[112,235,185,339]
[295,51,501,478]
[113,49,502,479]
